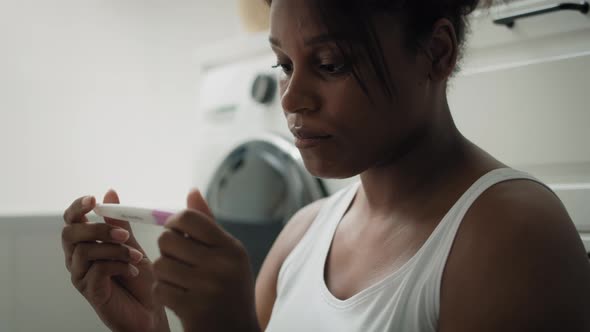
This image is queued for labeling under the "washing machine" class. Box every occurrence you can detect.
[194,35,357,274]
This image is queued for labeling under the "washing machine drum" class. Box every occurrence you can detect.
[205,134,327,275]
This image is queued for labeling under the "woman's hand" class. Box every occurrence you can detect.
[152,190,260,332]
[61,190,170,332]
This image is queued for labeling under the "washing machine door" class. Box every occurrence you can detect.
[205,133,327,275]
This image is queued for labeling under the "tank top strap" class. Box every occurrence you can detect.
[266,168,553,332]
[434,167,549,259]
[276,181,361,294]
[423,167,551,320]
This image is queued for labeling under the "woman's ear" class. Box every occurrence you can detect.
[425,18,459,82]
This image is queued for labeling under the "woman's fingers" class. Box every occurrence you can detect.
[62,222,130,270]
[165,210,230,248]
[70,242,143,281]
[102,189,126,229]
[158,208,248,284]
[157,229,210,267]
[102,189,148,256]
[63,195,96,225]
[63,222,130,245]
[152,257,196,290]
[152,280,187,315]
[78,261,139,306]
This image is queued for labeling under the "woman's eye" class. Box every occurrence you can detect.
[271,62,348,76]
[272,63,293,75]
[319,63,348,74]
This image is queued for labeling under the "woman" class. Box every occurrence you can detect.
[61,0,590,331]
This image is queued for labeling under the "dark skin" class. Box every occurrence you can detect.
[62,189,259,332]
[61,0,590,331]
[258,0,590,331]
[62,192,171,332]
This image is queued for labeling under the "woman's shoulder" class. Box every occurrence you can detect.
[455,173,579,261]
[464,175,570,235]
[255,196,328,329]
[438,176,590,331]
[278,197,329,253]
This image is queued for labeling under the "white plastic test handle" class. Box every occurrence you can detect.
[93,203,177,226]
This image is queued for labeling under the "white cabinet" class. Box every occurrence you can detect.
[449,0,590,231]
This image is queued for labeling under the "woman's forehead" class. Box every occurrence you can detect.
[269,0,325,29]
[269,0,329,46]
[269,1,403,50]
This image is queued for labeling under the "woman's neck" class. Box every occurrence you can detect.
[358,106,474,220]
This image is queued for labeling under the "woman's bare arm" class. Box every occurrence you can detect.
[439,180,590,332]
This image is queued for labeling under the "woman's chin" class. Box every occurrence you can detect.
[303,160,360,180]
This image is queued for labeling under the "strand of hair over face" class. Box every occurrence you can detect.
[264,0,507,100]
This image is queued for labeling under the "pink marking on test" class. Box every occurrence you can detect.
[152,210,174,226]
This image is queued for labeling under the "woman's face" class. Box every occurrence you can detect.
[269,0,433,179]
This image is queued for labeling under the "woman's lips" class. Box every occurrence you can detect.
[294,135,332,149]
[290,127,332,149]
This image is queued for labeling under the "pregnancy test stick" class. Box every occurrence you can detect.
[93,203,178,226]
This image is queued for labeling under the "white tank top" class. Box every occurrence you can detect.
[265,168,549,332]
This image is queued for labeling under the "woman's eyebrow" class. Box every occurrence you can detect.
[304,34,342,46]
[269,33,344,48]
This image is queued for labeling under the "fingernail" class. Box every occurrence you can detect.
[82,196,94,207]
[129,248,143,263]
[129,265,139,277]
[110,228,130,242]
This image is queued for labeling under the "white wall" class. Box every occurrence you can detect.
[0,1,247,331]
[448,1,590,233]
[0,0,243,216]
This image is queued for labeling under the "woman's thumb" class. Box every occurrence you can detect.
[187,189,214,218]
[102,189,146,254]
[103,189,130,231]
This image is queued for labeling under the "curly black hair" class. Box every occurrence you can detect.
[265,0,501,98]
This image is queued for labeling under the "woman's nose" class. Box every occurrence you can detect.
[280,70,318,114]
